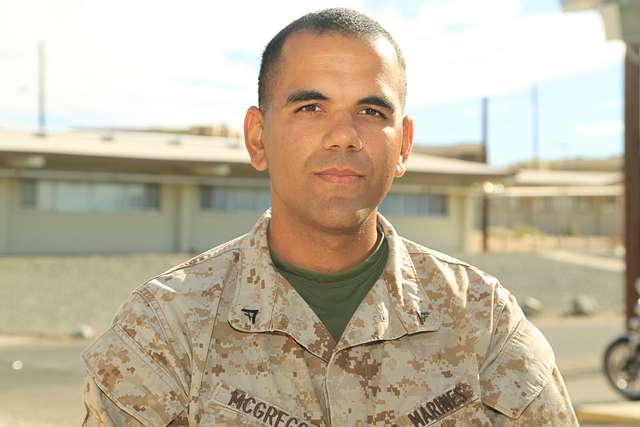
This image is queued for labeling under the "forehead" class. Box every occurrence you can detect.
[271,31,403,103]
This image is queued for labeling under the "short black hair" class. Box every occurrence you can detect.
[258,8,407,110]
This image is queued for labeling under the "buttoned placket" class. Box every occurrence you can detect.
[227,210,442,426]
[322,285,440,425]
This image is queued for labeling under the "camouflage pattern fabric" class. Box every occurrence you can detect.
[82,210,578,426]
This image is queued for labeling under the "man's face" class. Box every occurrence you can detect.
[245,31,413,232]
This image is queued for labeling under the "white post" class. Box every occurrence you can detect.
[458,192,474,252]
[176,184,195,253]
[0,178,11,254]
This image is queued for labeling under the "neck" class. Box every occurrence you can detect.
[268,205,379,274]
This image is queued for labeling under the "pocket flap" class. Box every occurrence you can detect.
[82,325,188,426]
[480,320,555,419]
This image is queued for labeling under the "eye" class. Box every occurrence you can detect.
[359,107,386,119]
[295,104,322,113]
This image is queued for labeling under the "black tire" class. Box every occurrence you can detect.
[603,335,640,400]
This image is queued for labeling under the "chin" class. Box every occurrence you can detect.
[307,203,375,235]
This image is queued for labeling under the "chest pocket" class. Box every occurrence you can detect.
[201,382,318,427]
[382,329,492,427]
[397,382,492,427]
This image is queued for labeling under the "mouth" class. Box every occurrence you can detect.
[314,168,365,184]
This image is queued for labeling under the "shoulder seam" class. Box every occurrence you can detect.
[400,237,472,268]
[405,251,472,269]
[132,288,181,354]
[131,287,193,380]
[484,288,512,366]
[109,292,188,398]
[160,246,241,277]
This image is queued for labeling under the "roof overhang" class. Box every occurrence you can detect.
[0,131,510,181]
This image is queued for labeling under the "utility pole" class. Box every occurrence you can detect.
[481,97,490,252]
[37,41,46,137]
[624,43,640,324]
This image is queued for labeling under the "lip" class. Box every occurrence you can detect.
[315,168,364,184]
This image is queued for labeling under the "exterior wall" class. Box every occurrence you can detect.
[458,193,474,251]
[382,193,469,254]
[191,198,471,255]
[4,181,178,255]
[0,177,10,254]
[1,176,472,255]
[190,211,266,252]
[487,195,623,237]
[175,184,197,253]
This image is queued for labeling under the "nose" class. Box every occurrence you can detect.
[321,113,364,152]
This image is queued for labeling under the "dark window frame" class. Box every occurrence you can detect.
[20,179,161,212]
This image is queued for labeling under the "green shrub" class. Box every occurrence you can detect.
[513,223,542,239]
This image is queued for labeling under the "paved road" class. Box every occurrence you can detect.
[536,315,626,407]
[0,315,632,426]
[0,338,86,426]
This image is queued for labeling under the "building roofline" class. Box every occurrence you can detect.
[0,130,510,179]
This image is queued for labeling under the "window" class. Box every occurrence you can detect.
[200,186,271,212]
[553,197,573,210]
[506,197,527,209]
[575,197,591,212]
[21,179,160,212]
[379,193,448,217]
[533,197,553,211]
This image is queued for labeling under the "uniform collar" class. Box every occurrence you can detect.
[336,214,440,352]
[228,210,440,362]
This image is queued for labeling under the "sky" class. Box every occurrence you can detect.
[0,0,626,166]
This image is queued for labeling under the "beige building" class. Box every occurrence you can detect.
[411,142,484,163]
[486,168,623,237]
[0,130,507,255]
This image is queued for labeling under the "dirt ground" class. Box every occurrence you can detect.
[0,253,187,337]
[0,249,624,338]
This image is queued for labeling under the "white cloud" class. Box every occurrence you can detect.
[574,120,624,137]
[0,0,625,130]
[392,3,624,107]
[0,0,365,129]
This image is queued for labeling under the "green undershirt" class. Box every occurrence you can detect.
[269,226,389,343]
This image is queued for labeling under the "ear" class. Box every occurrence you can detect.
[244,106,268,171]
[395,115,414,177]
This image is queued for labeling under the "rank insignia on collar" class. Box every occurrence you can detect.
[416,309,430,324]
[241,308,259,324]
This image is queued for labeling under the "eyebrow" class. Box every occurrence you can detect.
[358,95,395,114]
[286,90,329,105]
[285,90,396,114]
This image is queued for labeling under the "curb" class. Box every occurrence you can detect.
[0,335,85,347]
[576,402,640,425]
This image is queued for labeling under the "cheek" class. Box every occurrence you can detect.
[370,128,402,165]
[263,132,311,177]
[291,126,320,151]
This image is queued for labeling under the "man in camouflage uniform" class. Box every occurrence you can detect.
[82,8,579,426]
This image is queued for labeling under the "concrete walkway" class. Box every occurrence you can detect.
[539,250,624,272]
[576,402,640,425]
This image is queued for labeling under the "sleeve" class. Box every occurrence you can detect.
[478,285,579,426]
[83,374,144,426]
[81,289,191,427]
